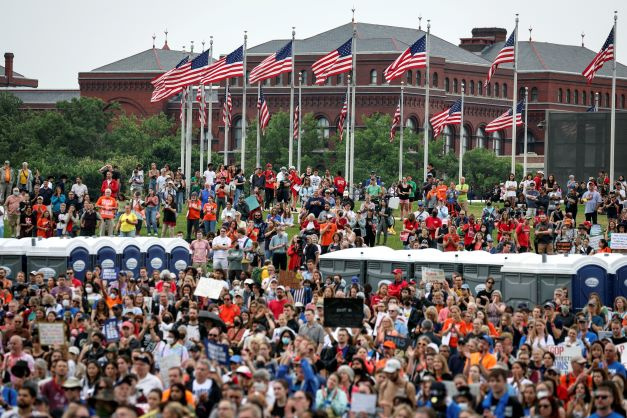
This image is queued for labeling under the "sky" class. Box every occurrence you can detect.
[3,0,624,88]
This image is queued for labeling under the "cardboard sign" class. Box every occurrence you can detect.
[588,235,602,250]
[278,270,302,289]
[102,268,118,281]
[547,345,582,373]
[323,298,364,328]
[610,233,627,249]
[590,224,602,236]
[617,342,627,367]
[384,334,409,350]
[194,277,226,299]
[38,322,67,346]
[388,197,400,209]
[351,393,377,414]
[102,319,120,343]
[422,267,446,283]
[205,341,230,365]
[244,195,260,212]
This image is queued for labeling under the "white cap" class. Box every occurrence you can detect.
[382,358,402,373]
[427,343,439,353]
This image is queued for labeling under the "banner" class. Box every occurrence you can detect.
[38,322,67,346]
[206,341,230,365]
[323,298,364,328]
[384,334,409,350]
[422,267,446,283]
[547,345,582,373]
[610,233,627,250]
[278,270,302,289]
[102,319,120,342]
[102,268,118,281]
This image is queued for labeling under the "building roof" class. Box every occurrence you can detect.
[91,48,200,73]
[5,89,80,104]
[480,41,627,78]
[248,22,491,66]
[0,65,25,78]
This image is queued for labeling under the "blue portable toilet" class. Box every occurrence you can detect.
[164,238,191,274]
[595,253,627,300]
[66,238,92,280]
[138,238,167,274]
[567,255,611,310]
[90,238,119,270]
[118,238,143,277]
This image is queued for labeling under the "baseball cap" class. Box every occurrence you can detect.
[122,321,134,329]
[351,276,359,283]
[427,343,440,353]
[68,346,80,356]
[392,268,403,274]
[277,285,286,291]
[236,366,252,378]
[382,341,397,350]
[382,358,401,373]
[62,377,82,389]
[461,284,470,290]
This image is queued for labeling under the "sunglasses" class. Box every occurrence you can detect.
[538,404,551,409]
[595,394,610,400]
[209,334,219,338]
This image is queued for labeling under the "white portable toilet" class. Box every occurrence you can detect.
[88,238,121,270]
[0,238,30,279]
[319,247,379,284]
[455,251,521,295]
[25,237,86,279]
[411,249,461,281]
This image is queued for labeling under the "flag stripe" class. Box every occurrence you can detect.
[249,41,293,84]
[582,28,615,82]
[384,35,427,82]
[337,95,348,140]
[257,87,270,134]
[485,99,525,132]
[311,39,353,86]
[390,103,401,142]
[485,30,516,86]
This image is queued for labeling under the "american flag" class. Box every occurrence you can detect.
[257,87,270,134]
[199,46,245,85]
[249,41,292,85]
[337,94,348,140]
[485,29,516,87]
[582,28,615,82]
[384,35,427,82]
[390,102,401,142]
[312,39,353,86]
[222,86,232,127]
[293,105,299,139]
[179,88,187,122]
[430,100,462,137]
[151,56,189,102]
[198,86,206,127]
[163,49,211,92]
[485,99,525,133]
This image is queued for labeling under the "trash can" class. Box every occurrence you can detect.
[600,253,627,300]
[66,237,92,280]
[164,238,191,274]
[412,249,461,281]
[570,255,611,310]
[118,238,143,277]
[0,238,27,279]
[25,237,72,279]
[319,247,371,284]
[90,238,120,270]
[364,247,407,289]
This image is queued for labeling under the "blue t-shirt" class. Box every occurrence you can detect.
[607,360,627,378]
[589,412,624,418]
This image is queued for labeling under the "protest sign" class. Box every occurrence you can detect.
[617,342,627,367]
[244,196,260,212]
[384,334,410,350]
[278,270,302,289]
[610,233,627,250]
[351,393,377,414]
[194,277,226,299]
[547,345,581,372]
[324,298,364,328]
[590,224,603,236]
[102,268,118,281]
[38,322,67,346]
[102,319,120,343]
[588,235,602,250]
[421,267,446,283]
[206,341,230,365]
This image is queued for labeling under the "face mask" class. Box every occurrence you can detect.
[62,300,70,307]
[13,191,18,196]
[165,337,174,345]
[281,337,291,345]
[85,287,93,294]
[561,306,569,314]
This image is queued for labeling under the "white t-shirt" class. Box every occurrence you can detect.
[505,180,518,197]
[71,183,89,202]
[310,175,321,190]
[192,379,214,400]
[212,236,232,260]
[136,373,163,394]
[203,170,216,186]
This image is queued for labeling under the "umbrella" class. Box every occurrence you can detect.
[199,310,226,331]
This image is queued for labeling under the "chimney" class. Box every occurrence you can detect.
[4,52,14,83]
[459,28,508,52]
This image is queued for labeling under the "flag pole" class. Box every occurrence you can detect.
[207,36,213,165]
[200,84,205,174]
[345,75,351,186]
[399,82,405,181]
[224,83,230,166]
[510,14,519,175]
[610,11,617,187]
[349,9,357,194]
[185,85,193,199]
[288,27,296,168]
[180,89,186,173]
[523,87,529,176]
[595,91,599,112]
[256,83,261,169]
[297,73,302,173]
[458,82,465,182]
[423,20,431,182]
[241,31,248,172]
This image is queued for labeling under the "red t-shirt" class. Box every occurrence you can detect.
[334,177,347,194]
[462,222,480,246]
[403,219,419,232]
[268,298,289,319]
[264,170,276,189]
[516,223,530,248]
[425,216,442,240]
[187,200,201,220]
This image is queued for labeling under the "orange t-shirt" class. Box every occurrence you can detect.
[598,247,611,253]
[436,185,448,201]
[320,222,338,246]
[203,202,217,221]
[96,196,117,219]
[187,200,201,220]
[37,217,52,238]
[219,303,241,326]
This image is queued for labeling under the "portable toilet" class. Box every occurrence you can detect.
[412,249,461,281]
[568,254,611,310]
[601,253,627,299]
[138,237,167,274]
[319,247,369,284]
[0,238,28,279]
[364,247,406,289]
[455,251,515,294]
[164,238,191,274]
[118,238,143,277]
[500,253,558,308]
[25,237,73,279]
[90,238,120,270]
[65,237,92,280]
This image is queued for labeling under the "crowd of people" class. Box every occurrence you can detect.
[0,159,625,418]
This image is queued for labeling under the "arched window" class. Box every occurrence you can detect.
[478,81,483,96]
[287,72,292,85]
[470,80,475,95]
[336,74,344,85]
[590,91,595,106]
[454,79,459,94]
[275,75,282,86]
[487,83,492,96]
[432,72,438,88]
[582,90,587,106]
[476,126,486,148]
[461,79,466,93]
[605,93,610,107]
[503,83,508,99]
[416,70,421,86]
[523,131,536,153]
[406,70,413,85]
[531,87,538,102]
[445,77,450,92]
[316,116,330,140]
[461,125,470,153]
[300,70,307,85]
[557,88,563,103]
[494,83,500,97]
[444,125,453,153]
[622,94,625,109]
[370,69,377,85]
[233,117,242,150]
[492,131,502,155]
[566,89,571,104]
[574,90,579,105]
[405,117,418,133]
